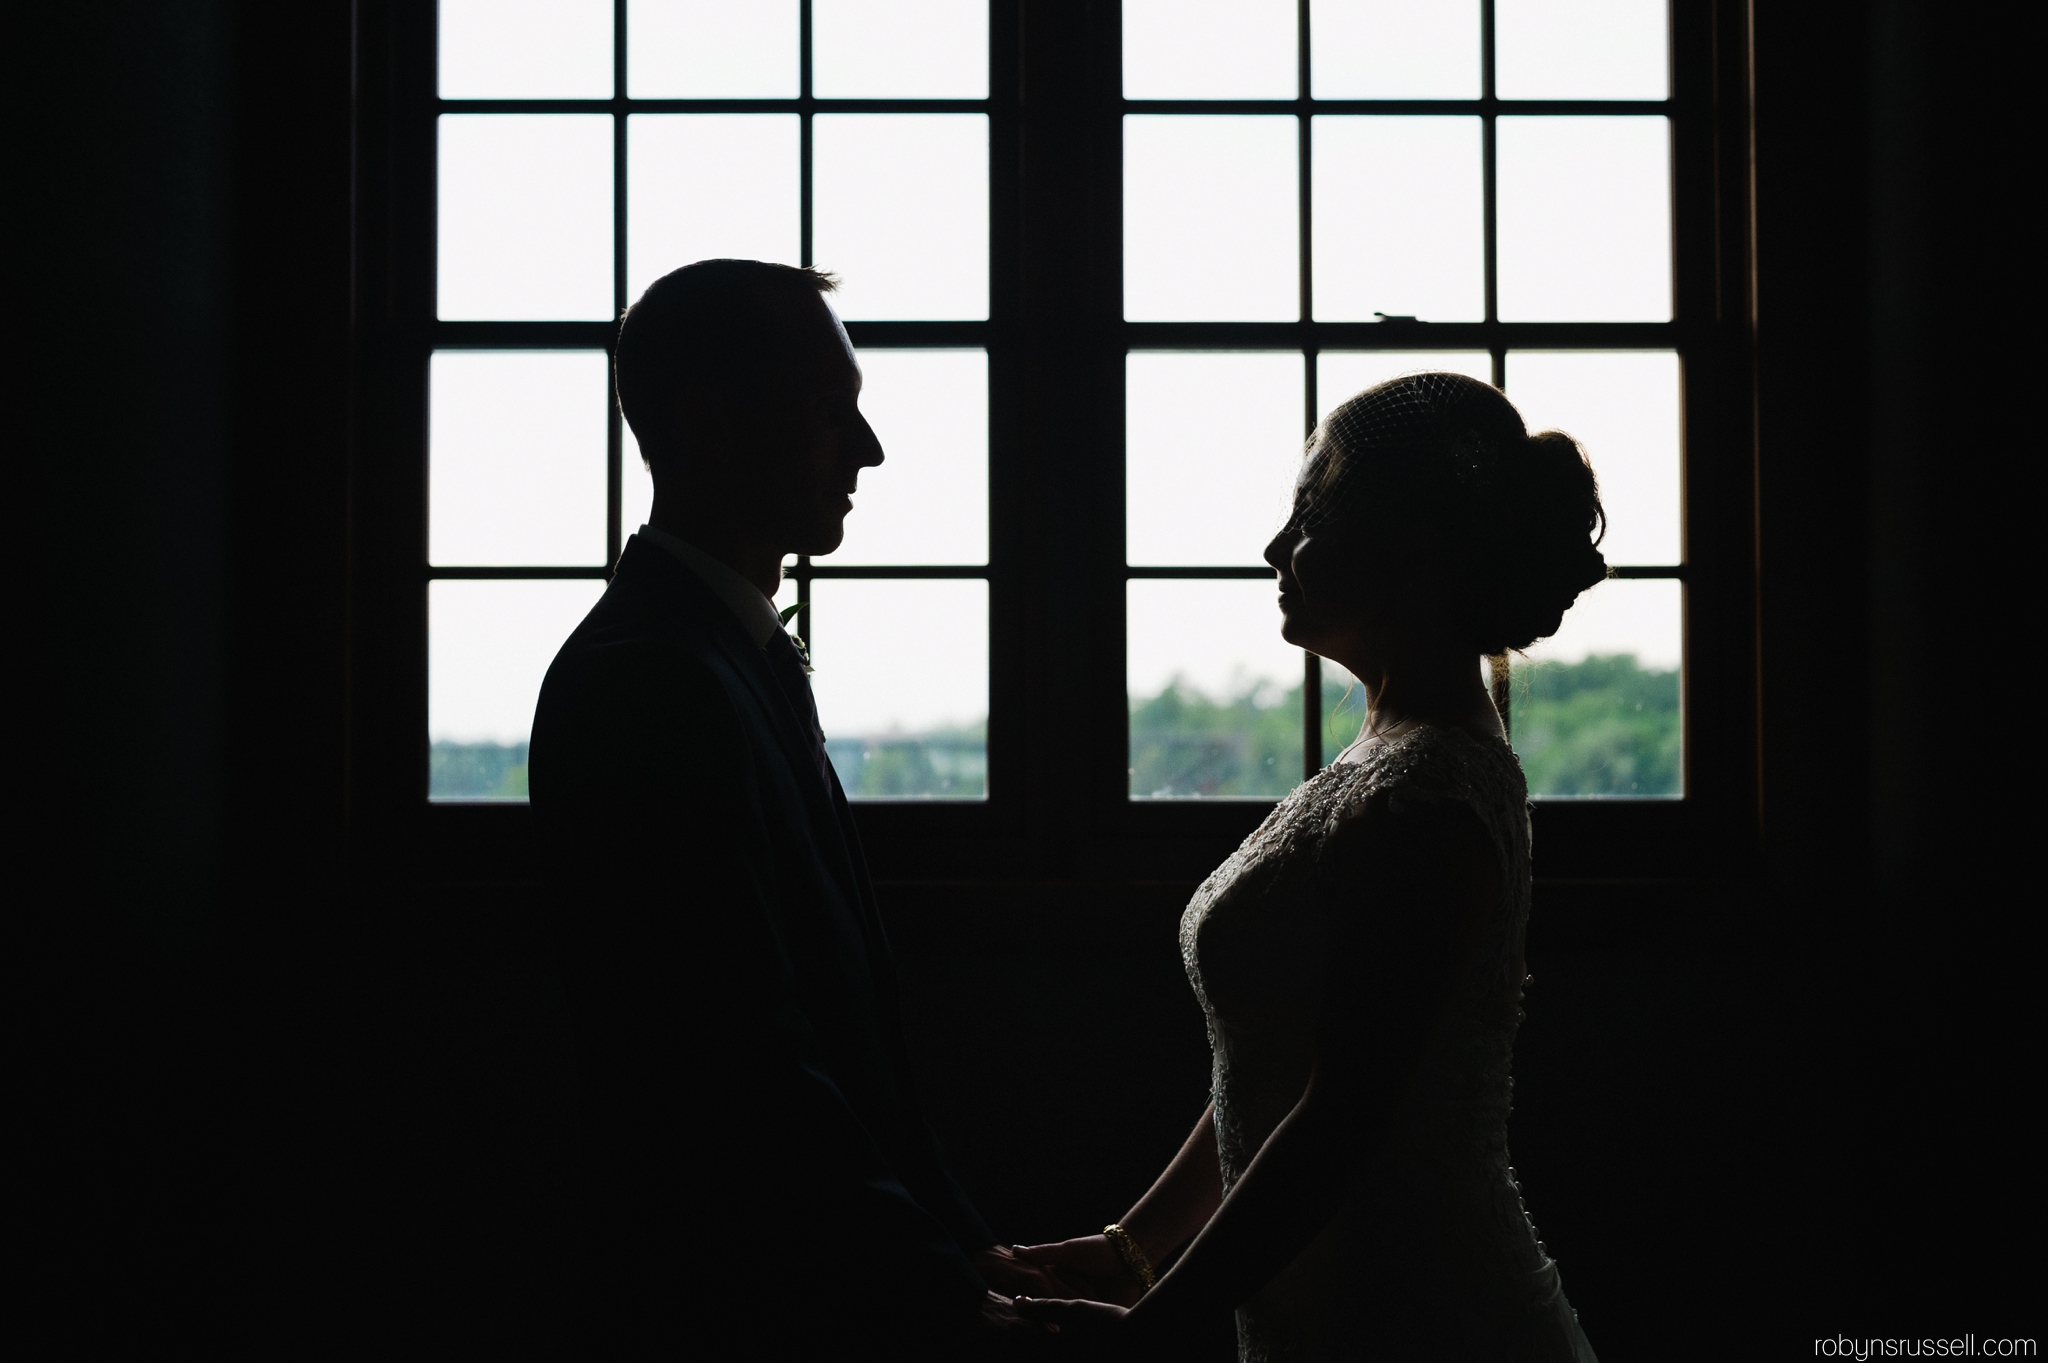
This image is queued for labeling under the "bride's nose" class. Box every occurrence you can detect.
[1263,527,1295,574]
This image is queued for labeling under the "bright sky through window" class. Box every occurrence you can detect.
[428,1,992,798]
[1120,0,1684,798]
[422,2,1687,802]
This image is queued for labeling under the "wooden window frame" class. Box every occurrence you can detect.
[347,0,1758,890]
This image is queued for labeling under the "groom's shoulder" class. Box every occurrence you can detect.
[564,544,743,668]
[539,565,757,747]
[546,590,735,718]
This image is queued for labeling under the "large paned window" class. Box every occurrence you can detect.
[359,0,1749,881]
[427,0,995,801]
[1122,0,1683,800]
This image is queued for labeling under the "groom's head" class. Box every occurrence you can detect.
[616,259,882,556]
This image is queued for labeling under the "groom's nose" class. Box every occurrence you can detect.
[850,408,884,471]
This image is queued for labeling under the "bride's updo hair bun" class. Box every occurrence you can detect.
[1307,372,1609,654]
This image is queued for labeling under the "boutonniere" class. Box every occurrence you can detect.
[777,602,814,673]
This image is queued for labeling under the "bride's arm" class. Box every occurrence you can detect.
[1008,1104,1221,1305]
[1120,1100,1224,1265]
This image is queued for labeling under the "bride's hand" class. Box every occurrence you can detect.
[972,1244,1071,1299]
[1005,1236,1146,1308]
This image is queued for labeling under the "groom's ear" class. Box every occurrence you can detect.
[665,379,761,473]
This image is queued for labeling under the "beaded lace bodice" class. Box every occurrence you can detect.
[1179,725,1595,1363]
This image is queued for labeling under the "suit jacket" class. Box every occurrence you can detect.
[530,536,991,1354]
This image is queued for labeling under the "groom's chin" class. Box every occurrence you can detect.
[790,517,849,558]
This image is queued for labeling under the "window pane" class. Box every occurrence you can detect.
[439,115,614,321]
[431,351,609,566]
[629,0,798,96]
[1127,352,1303,567]
[1130,580,1299,798]
[440,0,612,98]
[628,115,800,298]
[829,350,987,565]
[809,579,988,800]
[1504,351,1679,565]
[1310,0,1479,99]
[814,0,987,98]
[1497,116,1670,322]
[1123,0,1296,99]
[1125,116,1299,322]
[430,579,607,799]
[1317,350,1492,422]
[1495,0,1668,100]
[1312,117,1483,322]
[814,115,988,320]
[1511,577,1681,798]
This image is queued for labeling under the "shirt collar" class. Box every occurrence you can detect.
[636,525,783,649]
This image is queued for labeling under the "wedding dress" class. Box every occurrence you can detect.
[1180,724,1598,1362]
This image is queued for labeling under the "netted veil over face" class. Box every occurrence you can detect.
[1294,370,1519,532]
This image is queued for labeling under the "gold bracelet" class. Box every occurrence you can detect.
[1102,1222,1157,1291]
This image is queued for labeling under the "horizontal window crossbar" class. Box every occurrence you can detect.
[429,321,994,349]
[423,565,1663,583]
[429,565,609,579]
[1125,566,1682,581]
[1124,322,1683,348]
[437,99,992,115]
[425,564,992,580]
[1126,566,1275,579]
[433,322,615,349]
[843,322,994,347]
[798,564,987,579]
[1122,99,1672,117]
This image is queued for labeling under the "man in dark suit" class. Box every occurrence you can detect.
[530,259,1045,1357]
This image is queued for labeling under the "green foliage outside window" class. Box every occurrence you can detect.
[425,656,1676,802]
[1130,678,1336,799]
[1510,654,1680,796]
[430,740,529,799]
[827,725,987,799]
[1128,653,1678,799]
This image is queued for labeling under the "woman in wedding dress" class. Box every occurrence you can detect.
[1011,373,1606,1361]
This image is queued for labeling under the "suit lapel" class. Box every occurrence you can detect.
[617,541,871,911]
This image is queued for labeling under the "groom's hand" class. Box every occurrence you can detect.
[1003,1236,1146,1308]
[1011,1295,1130,1340]
[973,1245,1072,1300]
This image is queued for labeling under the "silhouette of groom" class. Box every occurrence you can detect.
[531,260,1044,1357]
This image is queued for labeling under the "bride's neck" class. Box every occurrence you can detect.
[1356,650,1498,736]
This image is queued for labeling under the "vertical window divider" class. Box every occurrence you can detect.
[1297,0,1320,778]
[608,0,629,569]
[1481,1,1508,743]
[795,0,815,651]
[799,0,815,269]
[1481,0,1499,360]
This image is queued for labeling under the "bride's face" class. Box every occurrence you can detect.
[1264,455,1390,665]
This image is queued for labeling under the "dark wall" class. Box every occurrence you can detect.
[24,1,2029,1355]
[22,0,234,1342]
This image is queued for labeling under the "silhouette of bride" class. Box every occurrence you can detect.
[1012,372,1606,1362]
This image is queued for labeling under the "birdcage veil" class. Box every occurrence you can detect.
[1294,370,1517,531]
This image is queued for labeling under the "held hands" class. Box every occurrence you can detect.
[1002,1235,1148,1308]
[969,1236,1149,1349]
[972,1245,1073,1301]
